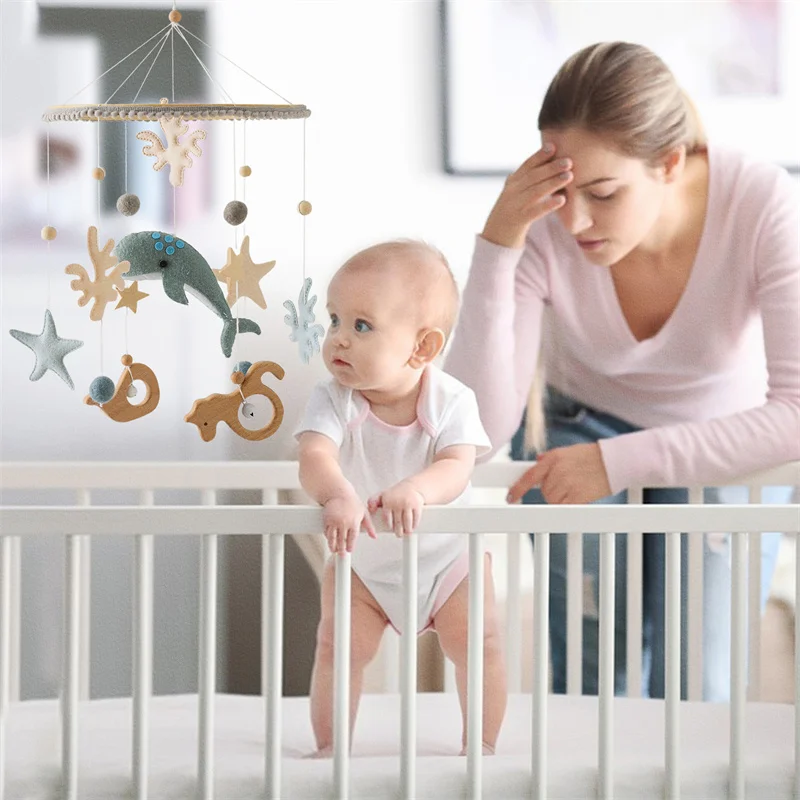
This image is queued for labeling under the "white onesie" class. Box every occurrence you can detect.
[294,364,491,633]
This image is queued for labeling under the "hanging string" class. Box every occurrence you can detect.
[46,124,51,311]
[173,25,234,104]
[124,128,129,194]
[63,24,171,104]
[130,29,170,104]
[105,29,171,105]
[96,123,101,224]
[171,23,176,102]
[302,117,307,283]
[242,120,247,241]
[177,24,293,104]
[97,123,103,374]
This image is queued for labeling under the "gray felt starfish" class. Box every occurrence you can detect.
[9,309,84,389]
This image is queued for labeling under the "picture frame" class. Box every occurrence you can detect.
[441,0,800,176]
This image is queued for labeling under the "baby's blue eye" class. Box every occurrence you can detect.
[329,314,339,327]
[354,319,371,333]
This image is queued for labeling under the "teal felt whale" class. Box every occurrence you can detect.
[115,231,260,357]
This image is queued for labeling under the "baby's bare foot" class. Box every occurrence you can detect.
[459,742,495,756]
[303,745,333,759]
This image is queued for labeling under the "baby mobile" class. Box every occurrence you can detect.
[9,3,326,442]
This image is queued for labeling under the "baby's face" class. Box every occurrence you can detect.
[323,266,420,392]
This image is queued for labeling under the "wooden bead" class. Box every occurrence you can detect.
[121,354,133,367]
[159,97,169,105]
[298,200,312,216]
[41,225,57,241]
[92,167,106,181]
[239,165,252,177]
[169,10,182,23]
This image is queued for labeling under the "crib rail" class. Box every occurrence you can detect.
[1,460,799,800]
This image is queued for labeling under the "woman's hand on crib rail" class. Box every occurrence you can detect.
[506,443,612,505]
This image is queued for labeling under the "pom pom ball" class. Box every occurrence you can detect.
[89,376,115,404]
[223,200,248,226]
[116,193,141,216]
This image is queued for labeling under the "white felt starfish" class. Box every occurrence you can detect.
[9,309,84,389]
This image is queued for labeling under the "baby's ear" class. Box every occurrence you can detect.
[409,328,445,368]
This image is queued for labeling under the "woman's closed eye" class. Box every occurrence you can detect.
[590,192,616,202]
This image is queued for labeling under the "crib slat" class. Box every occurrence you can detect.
[261,488,278,700]
[334,552,351,799]
[665,530,681,800]
[0,536,11,800]
[795,530,800,800]
[747,487,762,702]
[262,489,284,799]
[598,531,615,799]
[730,532,747,800]
[566,531,582,696]
[265,530,284,800]
[8,537,20,705]
[506,531,522,694]
[133,490,154,800]
[77,490,92,701]
[687,486,704,701]
[63,533,83,800]
[626,486,644,699]
[401,534,418,800]
[198,490,217,800]
[532,531,549,800]
[467,533,484,800]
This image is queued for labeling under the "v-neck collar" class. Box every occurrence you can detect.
[601,146,715,349]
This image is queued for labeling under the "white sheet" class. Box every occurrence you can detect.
[5,692,794,799]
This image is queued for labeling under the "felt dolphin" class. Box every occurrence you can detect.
[115,230,260,357]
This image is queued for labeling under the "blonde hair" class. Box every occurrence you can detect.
[525,41,707,453]
[341,239,460,339]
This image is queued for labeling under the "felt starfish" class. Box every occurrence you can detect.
[115,281,149,313]
[213,235,276,310]
[9,309,84,389]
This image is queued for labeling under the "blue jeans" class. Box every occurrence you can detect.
[510,387,788,701]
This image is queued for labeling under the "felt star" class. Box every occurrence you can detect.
[115,281,149,313]
[213,235,276,310]
[9,309,84,389]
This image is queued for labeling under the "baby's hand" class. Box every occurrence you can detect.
[322,492,377,555]
[367,481,425,538]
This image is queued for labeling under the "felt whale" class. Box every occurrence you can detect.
[115,231,260,357]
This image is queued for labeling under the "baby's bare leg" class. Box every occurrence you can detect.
[433,553,507,752]
[309,558,388,753]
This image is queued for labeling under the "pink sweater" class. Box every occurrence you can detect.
[444,146,800,495]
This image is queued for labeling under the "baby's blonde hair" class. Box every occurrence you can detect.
[340,239,460,340]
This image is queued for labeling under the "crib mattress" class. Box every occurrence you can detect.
[5,692,794,799]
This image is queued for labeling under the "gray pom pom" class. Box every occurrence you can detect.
[89,376,115,404]
[116,193,141,216]
[224,200,248,226]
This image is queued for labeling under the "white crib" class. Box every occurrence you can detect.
[1,460,799,800]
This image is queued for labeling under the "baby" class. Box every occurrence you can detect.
[294,240,507,757]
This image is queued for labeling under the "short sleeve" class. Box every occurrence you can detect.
[435,388,492,457]
[293,382,345,448]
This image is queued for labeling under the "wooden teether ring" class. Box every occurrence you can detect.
[84,354,160,422]
[184,360,285,442]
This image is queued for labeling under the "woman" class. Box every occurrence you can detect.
[444,41,799,700]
